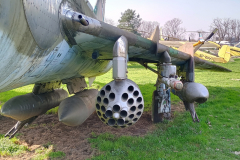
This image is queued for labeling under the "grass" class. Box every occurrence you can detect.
[0,134,28,157]
[88,60,240,159]
[0,134,65,159]
[33,143,66,160]
[0,60,240,159]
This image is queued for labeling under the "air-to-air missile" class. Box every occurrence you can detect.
[58,89,98,126]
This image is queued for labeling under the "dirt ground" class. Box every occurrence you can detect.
[0,102,185,160]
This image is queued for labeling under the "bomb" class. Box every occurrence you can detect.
[1,89,69,121]
[58,89,98,126]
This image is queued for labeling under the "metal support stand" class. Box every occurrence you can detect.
[5,116,38,139]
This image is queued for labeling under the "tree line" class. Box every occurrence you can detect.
[105,9,240,42]
[211,18,240,42]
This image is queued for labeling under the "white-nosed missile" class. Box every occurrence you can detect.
[58,89,98,126]
[1,89,69,121]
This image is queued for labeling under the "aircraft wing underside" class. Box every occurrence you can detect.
[63,22,231,72]
[57,1,231,72]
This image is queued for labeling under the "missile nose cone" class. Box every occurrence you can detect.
[195,97,208,104]
[184,83,209,103]
[194,84,209,104]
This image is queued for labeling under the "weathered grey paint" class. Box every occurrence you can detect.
[0,0,112,92]
[58,89,98,126]
[1,89,68,121]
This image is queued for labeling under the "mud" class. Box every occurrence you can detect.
[0,102,185,160]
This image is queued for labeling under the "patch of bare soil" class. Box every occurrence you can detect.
[0,102,185,160]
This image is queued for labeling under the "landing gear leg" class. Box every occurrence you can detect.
[152,54,183,123]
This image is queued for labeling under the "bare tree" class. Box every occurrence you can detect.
[228,19,240,42]
[237,20,240,42]
[163,18,186,40]
[210,18,240,42]
[138,21,160,38]
[105,18,116,26]
[210,18,231,41]
[228,19,237,41]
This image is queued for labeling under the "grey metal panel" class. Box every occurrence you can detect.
[23,0,62,49]
[0,0,113,93]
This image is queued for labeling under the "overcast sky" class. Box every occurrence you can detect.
[88,0,240,32]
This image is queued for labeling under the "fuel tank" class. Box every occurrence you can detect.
[58,89,98,126]
[1,89,69,121]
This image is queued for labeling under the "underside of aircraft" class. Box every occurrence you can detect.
[0,0,231,138]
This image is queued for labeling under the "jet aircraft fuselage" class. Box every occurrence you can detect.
[0,0,112,93]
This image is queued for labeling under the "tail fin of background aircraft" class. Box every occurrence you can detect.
[178,42,194,56]
[199,33,204,42]
[218,45,231,62]
[94,0,106,22]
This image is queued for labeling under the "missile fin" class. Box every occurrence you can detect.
[183,102,199,122]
